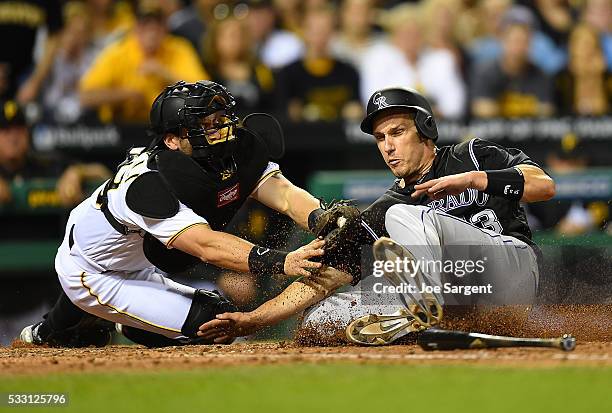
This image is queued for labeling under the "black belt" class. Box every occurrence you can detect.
[96,180,142,236]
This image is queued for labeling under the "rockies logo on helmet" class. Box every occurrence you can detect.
[372,92,389,110]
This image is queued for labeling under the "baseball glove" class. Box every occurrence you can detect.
[309,199,366,284]
[311,199,361,251]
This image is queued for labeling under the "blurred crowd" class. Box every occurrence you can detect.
[0,0,610,126]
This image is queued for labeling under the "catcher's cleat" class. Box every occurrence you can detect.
[19,320,112,348]
[372,237,443,328]
[19,323,44,345]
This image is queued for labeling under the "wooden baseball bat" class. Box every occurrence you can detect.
[417,328,576,352]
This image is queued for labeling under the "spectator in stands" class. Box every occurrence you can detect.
[330,0,383,69]
[86,0,135,53]
[462,0,511,66]
[468,0,567,75]
[447,0,481,48]
[582,0,612,70]
[471,6,554,118]
[41,2,97,124]
[276,6,362,122]
[157,0,183,25]
[555,24,611,116]
[359,3,466,119]
[0,0,63,103]
[422,0,469,80]
[521,0,573,48]
[202,15,276,116]
[527,134,608,235]
[0,100,110,207]
[273,0,303,34]
[246,0,304,70]
[79,1,208,124]
[516,0,572,74]
[160,0,223,52]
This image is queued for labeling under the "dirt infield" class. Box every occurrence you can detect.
[2,305,610,375]
[2,340,611,376]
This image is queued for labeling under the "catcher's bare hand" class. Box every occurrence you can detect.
[284,238,325,277]
[198,312,260,343]
[412,172,485,200]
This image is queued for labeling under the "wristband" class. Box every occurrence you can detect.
[248,245,288,275]
[484,167,524,200]
[308,208,325,233]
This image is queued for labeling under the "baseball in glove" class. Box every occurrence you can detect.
[309,199,361,246]
[308,199,363,281]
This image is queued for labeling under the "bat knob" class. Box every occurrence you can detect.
[560,334,576,352]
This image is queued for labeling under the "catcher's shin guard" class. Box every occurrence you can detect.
[181,289,238,337]
[116,324,197,347]
[117,289,238,347]
[346,237,443,346]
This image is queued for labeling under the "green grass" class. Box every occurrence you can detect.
[1,364,611,412]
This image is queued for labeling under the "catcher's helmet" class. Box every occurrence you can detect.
[149,80,240,174]
[360,87,438,141]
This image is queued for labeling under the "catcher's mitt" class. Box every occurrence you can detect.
[309,200,363,282]
[310,199,361,253]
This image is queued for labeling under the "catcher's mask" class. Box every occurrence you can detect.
[360,87,438,141]
[149,80,240,176]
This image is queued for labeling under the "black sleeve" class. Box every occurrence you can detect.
[45,0,64,34]
[471,138,541,170]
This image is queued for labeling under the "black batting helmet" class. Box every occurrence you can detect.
[149,80,240,174]
[360,87,438,141]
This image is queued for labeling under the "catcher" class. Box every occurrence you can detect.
[20,80,331,348]
[199,87,556,345]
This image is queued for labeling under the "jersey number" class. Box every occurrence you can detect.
[108,152,147,190]
[470,209,503,233]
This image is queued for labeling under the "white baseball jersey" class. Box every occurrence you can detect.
[65,148,280,274]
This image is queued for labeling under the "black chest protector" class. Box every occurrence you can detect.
[153,128,269,230]
[134,128,270,273]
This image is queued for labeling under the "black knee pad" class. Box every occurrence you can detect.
[181,289,238,338]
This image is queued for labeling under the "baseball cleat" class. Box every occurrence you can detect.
[348,238,444,345]
[372,237,443,328]
[346,307,425,345]
[19,323,44,345]
[20,321,112,347]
